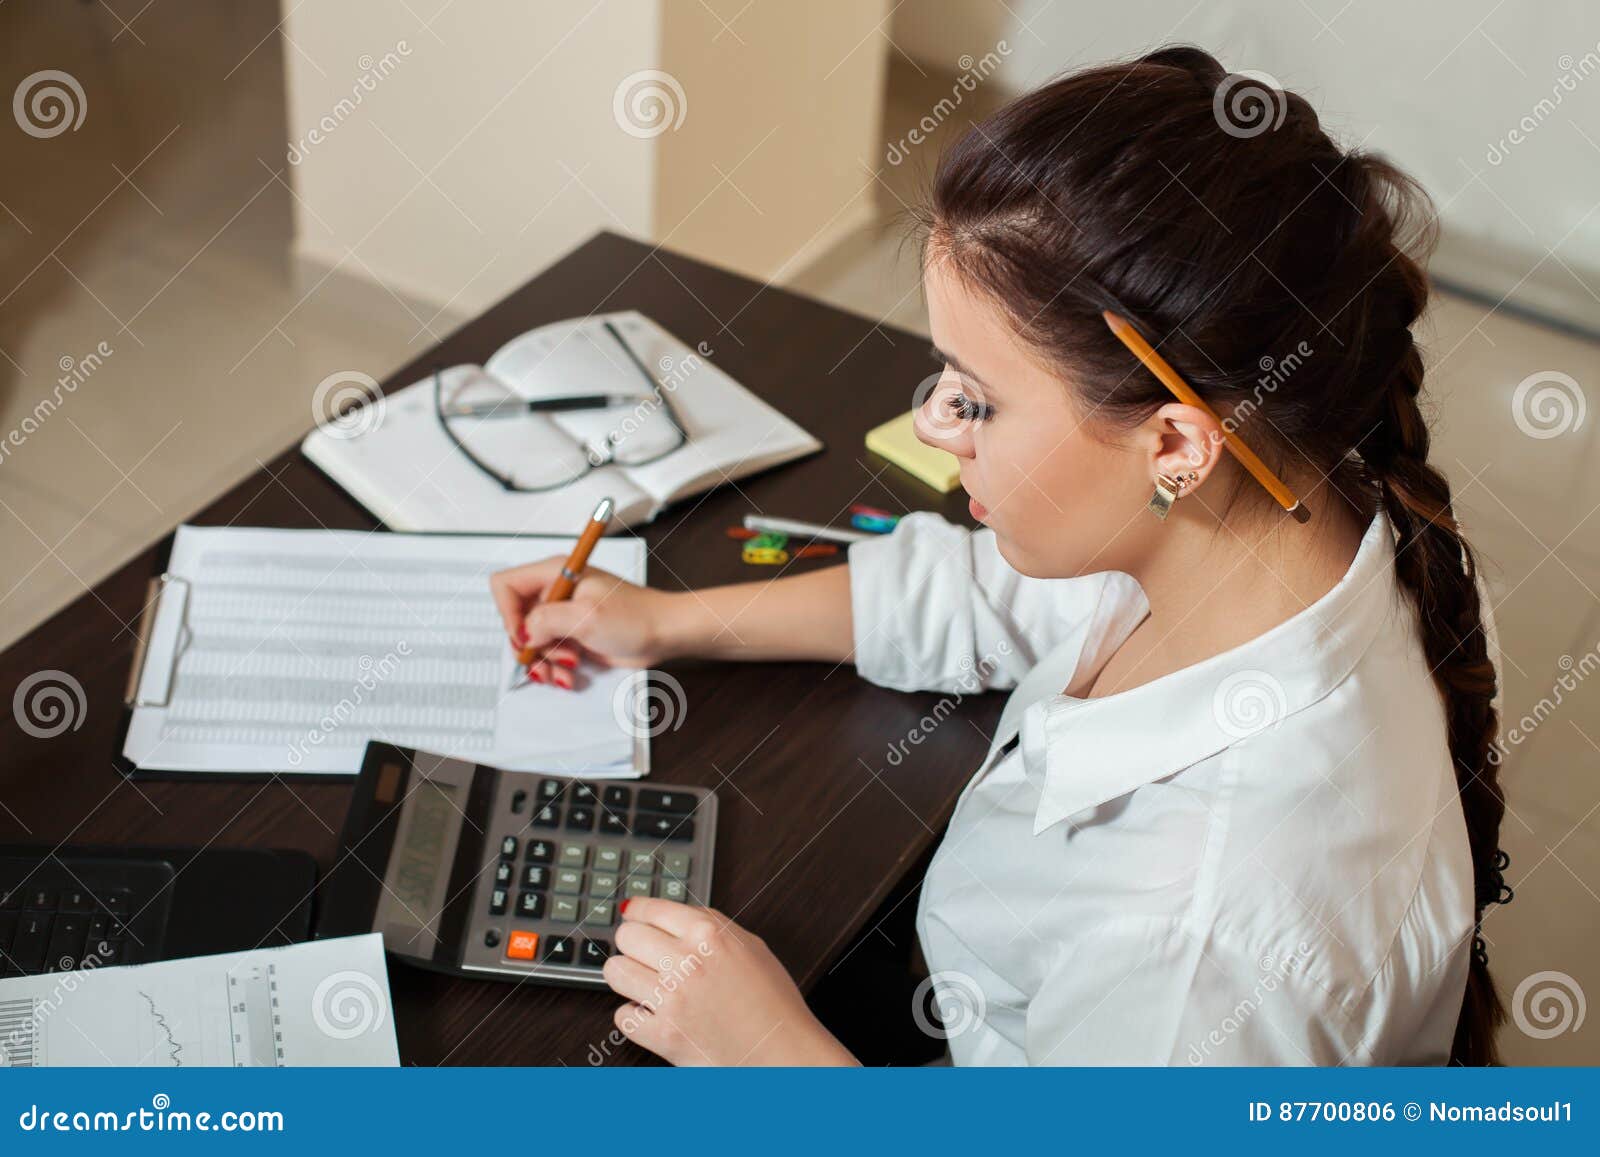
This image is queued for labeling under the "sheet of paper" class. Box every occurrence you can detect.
[122,525,648,775]
[0,934,398,1067]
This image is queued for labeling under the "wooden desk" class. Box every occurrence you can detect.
[0,231,1002,1064]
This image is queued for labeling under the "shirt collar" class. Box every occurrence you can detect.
[1027,511,1402,835]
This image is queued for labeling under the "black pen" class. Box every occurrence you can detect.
[440,393,645,419]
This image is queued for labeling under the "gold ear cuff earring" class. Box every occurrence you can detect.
[1148,470,1199,521]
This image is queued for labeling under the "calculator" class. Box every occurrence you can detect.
[318,743,717,986]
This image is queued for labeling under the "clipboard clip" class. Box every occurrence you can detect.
[124,573,190,708]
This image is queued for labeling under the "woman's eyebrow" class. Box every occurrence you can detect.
[928,344,991,390]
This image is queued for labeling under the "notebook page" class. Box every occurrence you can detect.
[123,526,647,775]
[621,355,821,505]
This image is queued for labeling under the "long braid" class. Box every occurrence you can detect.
[1352,157,1511,1065]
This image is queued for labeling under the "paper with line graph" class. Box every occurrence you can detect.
[121,524,648,775]
[0,934,397,1067]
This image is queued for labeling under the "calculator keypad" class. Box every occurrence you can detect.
[467,777,716,984]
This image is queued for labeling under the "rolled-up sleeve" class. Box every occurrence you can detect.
[847,512,1140,694]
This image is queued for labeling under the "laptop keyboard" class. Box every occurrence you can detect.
[0,855,175,976]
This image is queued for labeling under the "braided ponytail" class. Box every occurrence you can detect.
[1351,156,1511,1065]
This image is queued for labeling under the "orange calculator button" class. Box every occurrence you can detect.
[506,930,539,960]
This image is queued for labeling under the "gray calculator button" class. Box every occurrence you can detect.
[554,868,584,894]
[595,847,623,871]
[559,843,588,868]
[589,872,618,897]
[584,900,614,926]
[628,850,654,873]
[658,878,688,902]
[552,896,580,923]
[662,852,691,878]
[624,877,651,899]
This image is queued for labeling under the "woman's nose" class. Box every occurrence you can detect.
[913,383,977,459]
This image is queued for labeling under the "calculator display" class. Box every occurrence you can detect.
[375,776,465,954]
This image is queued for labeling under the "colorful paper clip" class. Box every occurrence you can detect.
[742,545,789,565]
[850,512,899,534]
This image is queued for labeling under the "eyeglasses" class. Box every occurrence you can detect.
[434,320,690,493]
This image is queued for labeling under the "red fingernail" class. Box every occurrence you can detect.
[554,672,573,690]
[556,655,578,670]
[619,899,631,915]
[529,668,545,684]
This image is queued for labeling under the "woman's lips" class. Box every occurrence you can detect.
[969,495,988,521]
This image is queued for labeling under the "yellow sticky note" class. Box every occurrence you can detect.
[865,410,961,493]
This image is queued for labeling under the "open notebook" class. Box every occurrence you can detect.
[122,525,649,776]
[302,311,822,534]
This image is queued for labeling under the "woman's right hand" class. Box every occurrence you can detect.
[489,559,687,689]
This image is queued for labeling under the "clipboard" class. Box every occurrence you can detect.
[114,523,649,780]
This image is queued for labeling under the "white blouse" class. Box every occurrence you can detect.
[848,511,1477,1065]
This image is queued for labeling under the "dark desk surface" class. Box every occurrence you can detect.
[0,231,1002,1065]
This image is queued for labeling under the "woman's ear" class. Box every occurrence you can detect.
[1149,402,1226,493]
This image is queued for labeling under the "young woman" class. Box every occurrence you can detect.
[491,46,1510,1066]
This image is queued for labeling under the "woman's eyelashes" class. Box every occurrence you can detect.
[946,391,995,422]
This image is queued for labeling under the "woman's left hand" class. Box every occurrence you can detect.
[602,898,857,1066]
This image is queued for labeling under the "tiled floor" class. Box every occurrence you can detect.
[0,0,436,650]
[1,21,1595,1064]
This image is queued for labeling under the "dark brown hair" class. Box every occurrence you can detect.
[926,45,1510,1063]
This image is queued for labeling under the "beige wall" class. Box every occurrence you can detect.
[282,1,662,320]
[656,0,891,284]
[281,0,891,318]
